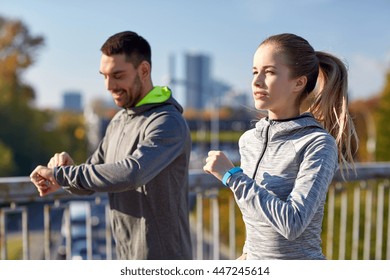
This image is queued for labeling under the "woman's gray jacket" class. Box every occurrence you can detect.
[228,113,338,260]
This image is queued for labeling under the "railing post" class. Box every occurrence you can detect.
[210,189,219,260]
[21,206,29,260]
[375,182,385,260]
[0,204,29,260]
[44,201,66,260]
[85,203,93,260]
[363,181,373,260]
[338,183,347,260]
[105,203,113,260]
[351,184,361,260]
[0,209,6,259]
[43,204,51,260]
[196,190,203,260]
[63,206,72,260]
[326,184,335,259]
[229,195,236,260]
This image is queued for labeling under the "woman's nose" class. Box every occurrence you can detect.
[253,75,264,87]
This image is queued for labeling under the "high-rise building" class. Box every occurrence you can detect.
[63,91,83,112]
[168,52,235,110]
[185,53,211,109]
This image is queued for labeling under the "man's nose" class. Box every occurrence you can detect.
[106,77,116,91]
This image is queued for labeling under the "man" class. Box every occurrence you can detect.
[30,31,192,260]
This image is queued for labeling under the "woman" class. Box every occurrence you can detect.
[203,33,357,259]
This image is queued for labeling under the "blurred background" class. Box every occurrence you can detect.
[1,0,390,260]
[1,0,390,175]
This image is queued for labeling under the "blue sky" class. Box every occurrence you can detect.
[1,0,390,109]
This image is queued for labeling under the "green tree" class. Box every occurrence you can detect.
[0,16,46,175]
[375,69,390,161]
[0,16,87,176]
[0,140,15,176]
[0,16,43,102]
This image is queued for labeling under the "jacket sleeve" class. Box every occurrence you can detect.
[229,134,337,240]
[54,112,189,193]
[59,124,110,196]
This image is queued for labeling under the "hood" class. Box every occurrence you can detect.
[254,112,325,141]
[126,86,183,115]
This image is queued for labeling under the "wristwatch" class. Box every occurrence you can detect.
[222,167,243,186]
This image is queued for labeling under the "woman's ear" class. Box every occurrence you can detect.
[294,76,307,93]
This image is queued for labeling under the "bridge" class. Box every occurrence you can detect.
[1,163,390,260]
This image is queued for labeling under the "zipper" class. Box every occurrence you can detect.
[114,113,129,160]
[251,122,270,180]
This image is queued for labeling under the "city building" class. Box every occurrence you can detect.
[62,91,83,112]
[168,52,236,110]
[185,53,211,109]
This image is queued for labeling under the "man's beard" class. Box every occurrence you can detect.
[123,75,143,109]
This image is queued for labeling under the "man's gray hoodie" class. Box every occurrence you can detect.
[54,87,192,260]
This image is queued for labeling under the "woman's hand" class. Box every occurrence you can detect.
[203,150,235,181]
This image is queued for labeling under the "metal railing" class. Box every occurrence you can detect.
[1,162,390,260]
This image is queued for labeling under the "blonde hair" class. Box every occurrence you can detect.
[261,33,358,176]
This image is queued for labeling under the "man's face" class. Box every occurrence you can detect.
[99,53,144,108]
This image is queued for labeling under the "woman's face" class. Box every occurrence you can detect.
[252,43,302,120]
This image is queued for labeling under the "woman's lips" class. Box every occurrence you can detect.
[253,91,268,98]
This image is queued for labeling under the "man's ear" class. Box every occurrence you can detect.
[294,76,307,93]
[138,61,151,79]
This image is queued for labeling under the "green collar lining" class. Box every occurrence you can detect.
[136,86,171,107]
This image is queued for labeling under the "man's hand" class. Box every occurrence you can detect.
[47,151,74,168]
[30,165,61,197]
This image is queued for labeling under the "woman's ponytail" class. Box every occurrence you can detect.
[310,51,358,177]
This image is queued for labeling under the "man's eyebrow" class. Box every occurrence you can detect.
[99,70,126,75]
